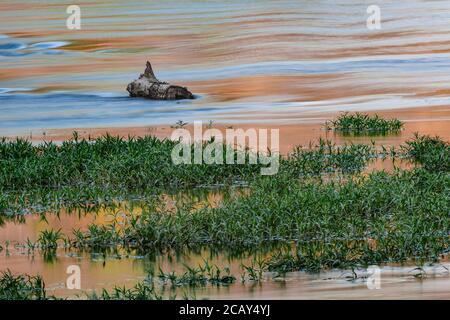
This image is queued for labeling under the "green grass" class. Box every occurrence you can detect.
[0,135,381,216]
[36,229,63,249]
[157,261,235,287]
[88,261,235,300]
[0,134,260,191]
[402,133,450,172]
[0,270,53,300]
[282,139,379,175]
[0,134,378,191]
[1,131,449,282]
[0,269,165,301]
[88,279,165,300]
[65,168,449,271]
[327,112,403,133]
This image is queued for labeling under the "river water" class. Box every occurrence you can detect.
[1,208,449,299]
[1,0,450,299]
[1,0,450,135]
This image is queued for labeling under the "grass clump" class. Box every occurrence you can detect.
[403,133,450,172]
[283,139,378,175]
[0,134,381,216]
[89,261,234,300]
[88,279,165,300]
[36,229,63,249]
[0,270,52,300]
[0,134,263,191]
[158,261,235,287]
[327,112,403,134]
[0,135,377,192]
[68,168,449,271]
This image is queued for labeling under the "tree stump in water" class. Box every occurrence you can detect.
[127,61,194,100]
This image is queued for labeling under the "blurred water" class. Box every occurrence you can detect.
[1,0,450,135]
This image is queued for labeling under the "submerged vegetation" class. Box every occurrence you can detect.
[157,261,236,287]
[0,135,385,216]
[0,134,381,191]
[0,134,259,191]
[0,116,449,299]
[283,140,379,175]
[66,168,449,271]
[36,229,63,249]
[403,133,450,172]
[327,112,403,133]
[0,262,237,300]
[88,280,166,300]
[0,270,52,300]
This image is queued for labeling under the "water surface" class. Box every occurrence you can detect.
[1,0,450,135]
[1,0,450,300]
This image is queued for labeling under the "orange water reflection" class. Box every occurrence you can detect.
[1,0,450,299]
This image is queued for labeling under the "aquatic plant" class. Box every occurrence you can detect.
[0,134,263,195]
[36,229,63,249]
[0,270,52,300]
[0,134,381,216]
[67,168,449,271]
[88,261,234,300]
[88,280,164,300]
[158,261,236,287]
[71,224,122,248]
[241,258,266,282]
[402,133,450,172]
[327,112,403,133]
[283,139,378,175]
[2,133,449,273]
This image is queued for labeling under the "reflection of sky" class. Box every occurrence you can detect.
[0,37,68,57]
[2,92,450,136]
[1,0,450,134]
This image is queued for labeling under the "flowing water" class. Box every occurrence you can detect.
[1,0,450,299]
[1,0,450,136]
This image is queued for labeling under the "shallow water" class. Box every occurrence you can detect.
[1,0,450,300]
[0,189,449,300]
[1,0,450,135]
[1,215,449,300]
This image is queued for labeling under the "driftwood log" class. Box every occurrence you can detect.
[127,61,194,100]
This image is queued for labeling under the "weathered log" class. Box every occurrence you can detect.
[127,61,194,100]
